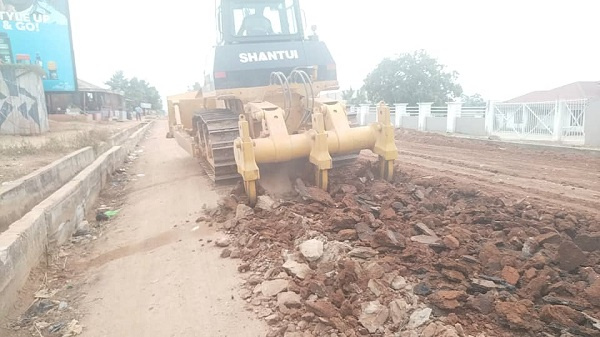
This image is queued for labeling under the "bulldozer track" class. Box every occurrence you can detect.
[194,109,240,184]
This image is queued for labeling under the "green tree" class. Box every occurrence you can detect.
[105,71,163,110]
[105,70,129,93]
[461,93,486,107]
[341,86,368,105]
[363,50,462,105]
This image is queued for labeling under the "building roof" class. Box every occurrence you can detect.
[77,79,123,96]
[506,81,600,103]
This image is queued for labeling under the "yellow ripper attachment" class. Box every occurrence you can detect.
[233,101,398,206]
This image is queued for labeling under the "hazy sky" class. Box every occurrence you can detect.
[69,0,600,103]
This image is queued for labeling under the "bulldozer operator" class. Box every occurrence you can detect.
[237,5,274,36]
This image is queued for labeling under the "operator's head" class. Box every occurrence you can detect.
[4,0,35,11]
[255,5,266,15]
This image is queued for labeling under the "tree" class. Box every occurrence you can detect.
[105,71,163,110]
[341,86,368,105]
[461,93,486,107]
[363,50,463,105]
[105,70,128,93]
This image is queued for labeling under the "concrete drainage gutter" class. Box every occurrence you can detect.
[0,121,154,318]
[0,123,147,232]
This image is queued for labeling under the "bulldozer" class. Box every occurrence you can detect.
[166,0,398,206]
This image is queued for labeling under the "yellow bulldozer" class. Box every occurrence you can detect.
[167,0,398,206]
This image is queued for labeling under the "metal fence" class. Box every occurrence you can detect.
[461,106,486,118]
[492,99,587,142]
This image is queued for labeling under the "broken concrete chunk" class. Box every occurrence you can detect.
[359,301,389,333]
[283,260,311,280]
[260,279,289,297]
[348,247,378,259]
[408,307,432,329]
[299,239,324,262]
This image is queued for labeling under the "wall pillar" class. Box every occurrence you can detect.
[418,102,433,131]
[446,101,463,133]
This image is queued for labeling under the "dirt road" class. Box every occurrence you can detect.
[395,129,600,216]
[74,120,265,337]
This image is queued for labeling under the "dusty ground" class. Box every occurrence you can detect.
[3,120,266,337]
[0,118,140,183]
[395,129,600,214]
[4,126,600,337]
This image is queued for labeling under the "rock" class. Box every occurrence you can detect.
[413,282,432,296]
[236,204,253,219]
[574,233,600,252]
[536,232,562,246]
[74,221,91,237]
[265,313,281,325]
[283,260,311,280]
[220,249,232,258]
[585,280,600,307]
[260,279,289,297]
[408,308,432,329]
[389,299,409,324]
[355,223,374,242]
[520,275,549,300]
[215,237,231,247]
[305,300,339,318]
[478,243,502,272]
[410,235,442,246]
[467,293,495,315]
[495,300,541,331]
[540,305,586,328]
[257,307,273,318]
[442,269,466,283]
[359,301,389,333]
[414,189,426,201]
[295,179,335,206]
[321,241,352,264]
[471,278,502,292]
[521,237,539,258]
[501,266,520,286]
[428,290,467,310]
[372,229,406,249]
[58,301,68,310]
[415,222,438,237]
[338,229,358,241]
[379,207,396,220]
[230,249,241,259]
[422,323,439,337]
[365,262,385,280]
[556,240,587,272]
[300,239,324,262]
[391,276,408,290]
[348,247,378,259]
[277,292,302,309]
[368,279,388,297]
[442,235,460,249]
[256,195,276,211]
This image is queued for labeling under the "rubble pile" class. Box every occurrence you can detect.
[210,157,600,337]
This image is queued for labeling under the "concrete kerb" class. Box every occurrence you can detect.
[0,122,147,234]
[0,120,154,319]
[0,147,95,232]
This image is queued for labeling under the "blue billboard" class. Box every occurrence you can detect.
[0,0,77,92]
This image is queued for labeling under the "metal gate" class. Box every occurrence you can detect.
[492,99,587,142]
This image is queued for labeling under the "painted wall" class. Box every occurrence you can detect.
[0,67,49,135]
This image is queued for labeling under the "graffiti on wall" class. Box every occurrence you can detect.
[0,67,48,135]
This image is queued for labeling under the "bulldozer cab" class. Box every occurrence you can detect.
[218,0,305,44]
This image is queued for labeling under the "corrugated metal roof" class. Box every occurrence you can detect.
[506,81,600,103]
